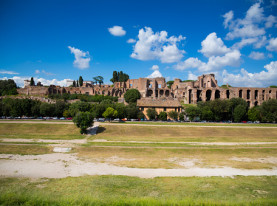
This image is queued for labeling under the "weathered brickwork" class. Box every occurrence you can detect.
[17,74,277,107]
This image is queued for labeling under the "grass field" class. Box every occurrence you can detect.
[108,121,277,127]
[1,121,277,205]
[76,147,277,169]
[92,125,277,142]
[0,123,83,139]
[0,176,276,205]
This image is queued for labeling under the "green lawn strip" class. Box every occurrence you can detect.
[84,141,277,148]
[0,176,276,205]
[0,123,83,139]
[0,144,52,155]
[106,121,277,127]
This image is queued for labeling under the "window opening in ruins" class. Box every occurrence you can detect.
[164,107,166,111]
[226,90,230,99]
[247,90,250,99]
[197,90,202,102]
[149,84,152,88]
[215,90,220,99]
[158,84,161,88]
[147,90,153,97]
[239,90,242,98]
[165,90,169,97]
[262,90,265,100]
[160,90,164,96]
[130,84,133,87]
[155,90,158,98]
[254,101,258,106]
[255,90,258,100]
[206,90,211,101]
[189,89,192,103]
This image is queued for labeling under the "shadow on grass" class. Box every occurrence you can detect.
[96,126,106,134]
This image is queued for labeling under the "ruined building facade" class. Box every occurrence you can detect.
[18,74,277,107]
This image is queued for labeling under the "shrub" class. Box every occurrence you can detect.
[73,112,94,134]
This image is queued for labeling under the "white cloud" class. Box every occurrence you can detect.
[151,65,159,70]
[223,10,234,28]
[0,70,19,75]
[68,46,91,69]
[248,51,265,60]
[35,70,54,76]
[222,61,277,87]
[174,57,203,70]
[188,72,198,80]
[127,38,136,43]
[266,37,277,52]
[108,26,126,36]
[35,70,40,74]
[0,76,72,87]
[199,32,230,57]
[232,37,258,49]
[224,2,270,40]
[131,27,186,63]
[265,15,277,28]
[147,70,163,78]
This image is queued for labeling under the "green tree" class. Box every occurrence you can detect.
[93,76,104,86]
[126,103,139,119]
[68,101,92,117]
[76,80,79,87]
[79,76,83,86]
[30,77,35,86]
[73,80,76,87]
[102,107,118,121]
[168,111,178,120]
[166,81,174,89]
[0,79,18,96]
[137,111,145,120]
[185,106,201,121]
[40,103,55,117]
[200,106,214,121]
[247,106,261,122]
[110,71,119,83]
[260,99,277,122]
[146,108,157,120]
[158,111,167,121]
[179,112,185,121]
[124,89,141,103]
[229,98,248,122]
[233,105,247,122]
[115,103,126,119]
[73,111,94,134]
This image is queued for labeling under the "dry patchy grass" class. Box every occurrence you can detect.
[76,147,277,169]
[0,144,52,155]
[0,123,83,139]
[92,125,277,142]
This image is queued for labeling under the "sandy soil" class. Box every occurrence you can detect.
[0,153,277,179]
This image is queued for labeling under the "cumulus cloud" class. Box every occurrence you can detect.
[127,38,136,43]
[174,57,203,70]
[199,32,231,57]
[147,70,163,78]
[248,51,265,60]
[0,70,19,75]
[68,46,91,69]
[222,61,277,87]
[188,72,198,80]
[151,65,159,70]
[223,2,276,43]
[266,37,277,51]
[108,26,126,36]
[0,76,72,88]
[131,27,186,63]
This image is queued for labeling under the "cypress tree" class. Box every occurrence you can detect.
[30,77,35,86]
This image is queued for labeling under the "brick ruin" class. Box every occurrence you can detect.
[18,74,277,107]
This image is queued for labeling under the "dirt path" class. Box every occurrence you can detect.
[0,153,276,178]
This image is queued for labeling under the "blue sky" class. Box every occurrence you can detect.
[0,0,277,87]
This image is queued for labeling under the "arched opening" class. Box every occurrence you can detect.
[254,101,258,106]
[247,90,250,99]
[206,90,211,101]
[255,90,258,100]
[226,90,230,99]
[189,89,192,104]
[159,90,164,96]
[147,90,153,97]
[197,90,202,102]
[165,90,169,97]
[215,90,220,99]
[239,90,242,98]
